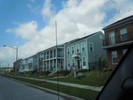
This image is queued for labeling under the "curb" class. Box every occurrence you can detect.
[8,77,84,100]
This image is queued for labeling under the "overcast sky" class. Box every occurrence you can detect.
[0,0,133,67]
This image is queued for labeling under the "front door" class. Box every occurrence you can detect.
[77,59,80,70]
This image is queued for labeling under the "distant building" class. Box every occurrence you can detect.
[103,15,133,69]
[64,31,106,70]
[0,67,13,73]
[37,44,64,72]
[19,55,37,72]
[13,59,22,73]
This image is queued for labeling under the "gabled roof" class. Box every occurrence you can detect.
[38,44,64,54]
[103,15,133,30]
[65,31,102,44]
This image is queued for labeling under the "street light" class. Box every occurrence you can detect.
[3,45,18,61]
[3,45,18,75]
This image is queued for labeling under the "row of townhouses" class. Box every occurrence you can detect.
[14,31,106,73]
[14,15,133,73]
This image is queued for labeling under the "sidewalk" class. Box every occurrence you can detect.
[18,76,103,92]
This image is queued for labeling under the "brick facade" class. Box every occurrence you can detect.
[103,15,133,69]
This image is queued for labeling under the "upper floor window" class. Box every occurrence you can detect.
[39,53,43,59]
[47,51,49,59]
[22,66,25,69]
[120,28,127,41]
[29,64,32,69]
[81,42,85,51]
[109,31,115,44]
[76,44,80,53]
[67,47,70,55]
[89,42,94,52]
[111,51,118,64]
[54,49,56,57]
[44,52,46,60]
[50,50,53,58]
[71,46,74,54]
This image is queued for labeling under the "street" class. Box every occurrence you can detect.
[0,76,65,100]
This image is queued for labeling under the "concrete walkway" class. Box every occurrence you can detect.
[44,80,103,92]
[18,76,103,92]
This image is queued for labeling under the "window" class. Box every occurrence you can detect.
[54,49,56,57]
[47,51,49,59]
[82,57,86,66]
[89,42,94,52]
[50,50,52,58]
[29,63,32,69]
[22,66,25,69]
[109,31,115,44]
[44,52,46,60]
[111,51,118,64]
[44,62,46,67]
[120,28,127,41]
[123,49,127,55]
[81,42,85,51]
[76,44,80,53]
[67,47,70,55]
[67,60,70,67]
[72,59,75,66]
[71,46,74,54]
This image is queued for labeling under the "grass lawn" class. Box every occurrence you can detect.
[48,71,112,86]
[7,75,99,100]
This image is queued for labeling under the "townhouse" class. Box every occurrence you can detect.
[37,44,64,72]
[103,15,133,69]
[64,31,106,71]
[19,55,37,72]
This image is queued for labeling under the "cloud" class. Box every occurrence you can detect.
[6,21,38,40]
[3,0,133,66]
[104,0,133,24]
[41,0,55,19]
[28,0,36,3]
[27,4,32,9]
[6,0,106,59]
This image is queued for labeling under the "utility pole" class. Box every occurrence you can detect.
[55,21,59,100]
[55,21,58,72]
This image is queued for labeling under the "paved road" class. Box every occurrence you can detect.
[0,76,65,100]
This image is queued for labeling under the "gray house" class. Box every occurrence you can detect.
[64,31,106,71]
[19,55,37,72]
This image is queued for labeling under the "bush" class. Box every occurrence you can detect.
[58,70,71,76]
[44,71,51,76]
[78,69,90,73]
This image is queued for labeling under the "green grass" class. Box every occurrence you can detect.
[7,75,99,100]
[8,70,112,86]
[49,71,112,86]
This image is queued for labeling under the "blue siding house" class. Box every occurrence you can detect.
[64,31,106,71]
